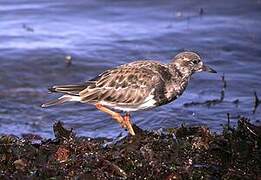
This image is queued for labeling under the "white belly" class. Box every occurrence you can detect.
[99,94,157,112]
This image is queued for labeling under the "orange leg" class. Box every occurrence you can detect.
[123,113,135,135]
[95,104,135,135]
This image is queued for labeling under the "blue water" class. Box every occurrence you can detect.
[0,0,261,138]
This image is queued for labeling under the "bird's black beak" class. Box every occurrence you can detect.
[202,64,217,73]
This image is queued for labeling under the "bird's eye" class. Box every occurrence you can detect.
[192,59,199,64]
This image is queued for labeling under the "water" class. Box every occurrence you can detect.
[0,0,261,138]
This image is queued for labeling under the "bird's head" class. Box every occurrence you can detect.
[171,51,216,75]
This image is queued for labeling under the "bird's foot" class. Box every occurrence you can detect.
[96,103,135,136]
[123,113,135,136]
[112,113,135,136]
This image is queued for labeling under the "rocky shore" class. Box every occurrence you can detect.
[0,117,260,179]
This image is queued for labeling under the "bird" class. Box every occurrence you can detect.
[41,51,216,136]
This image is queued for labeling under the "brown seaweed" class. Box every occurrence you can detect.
[0,117,260,179]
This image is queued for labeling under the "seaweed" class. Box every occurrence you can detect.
[253,91,260,114]
[0,117,260,179]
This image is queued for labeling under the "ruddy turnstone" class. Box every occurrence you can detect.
[42,51,216,135]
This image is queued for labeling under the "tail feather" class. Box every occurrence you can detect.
[49,84,88,95]
[41,95,81,108]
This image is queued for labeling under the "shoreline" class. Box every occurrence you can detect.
[0,117,260,179]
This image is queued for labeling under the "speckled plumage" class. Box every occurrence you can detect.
[42,51,216,135]
[42,51,216,112]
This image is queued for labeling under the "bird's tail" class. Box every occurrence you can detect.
[48,84,88,95]
[41,95,81,108]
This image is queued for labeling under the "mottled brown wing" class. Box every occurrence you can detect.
[79,61,163,105]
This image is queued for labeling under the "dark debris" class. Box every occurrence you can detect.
[53,121,75,141]
[253,91,260,114]
[0,117,260,179]
[22,23,34,32]
[199,8,204,16]
[184,74,227,107]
